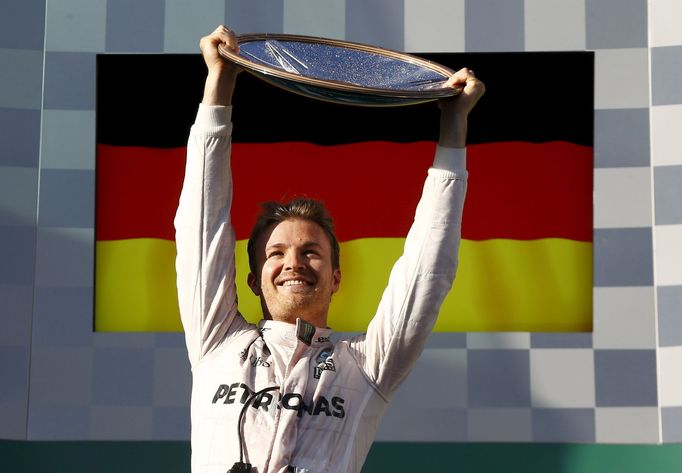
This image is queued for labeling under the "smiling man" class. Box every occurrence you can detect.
[246,200,342,329]
[175,26,484,473]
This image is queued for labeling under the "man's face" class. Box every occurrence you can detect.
[248,218,341,327]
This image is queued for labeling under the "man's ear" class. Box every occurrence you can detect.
[247,272,260,296]
[331,269,341,294]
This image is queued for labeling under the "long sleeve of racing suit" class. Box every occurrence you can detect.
[344,146,467,397]
[175,104,248,367]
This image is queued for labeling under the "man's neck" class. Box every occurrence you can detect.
[267,313,328,329]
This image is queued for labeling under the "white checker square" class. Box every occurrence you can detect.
[594,167,653,229]
[45,0,107,52]
[524,0,586,51]
[595,407,660,443]
[404,0,465,53]
[651,104,682,167]
[594,48,649,110]
[593,287,656,349]
[283,0,345,40]
[649,0,682,48]
[41,110,96,170]
[467,333,530,350]
[654,224,682,286]
[659,347,682,407]
[530,349,595,408]
[467,408,532,441]
[164,0,225,53]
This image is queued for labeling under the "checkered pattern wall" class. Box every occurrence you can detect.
[1,0,681,443]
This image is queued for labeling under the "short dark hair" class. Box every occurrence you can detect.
[247,198,340,275]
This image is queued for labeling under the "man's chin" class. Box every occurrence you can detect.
[265,297,319,320]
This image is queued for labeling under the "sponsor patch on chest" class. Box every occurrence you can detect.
[314,356,336,379]
[210,382,346,419]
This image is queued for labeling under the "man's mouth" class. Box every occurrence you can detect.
[281,279,310,287]
[277,277,314,287]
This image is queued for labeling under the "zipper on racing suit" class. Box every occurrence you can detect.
[261,319,317,473]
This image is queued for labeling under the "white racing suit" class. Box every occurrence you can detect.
[175,104,468,473]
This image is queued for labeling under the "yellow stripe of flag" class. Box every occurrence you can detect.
[95,238,592,332]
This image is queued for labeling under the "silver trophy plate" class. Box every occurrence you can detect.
[219,33,461,107]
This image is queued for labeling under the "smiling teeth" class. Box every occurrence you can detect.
[283,280,307,286]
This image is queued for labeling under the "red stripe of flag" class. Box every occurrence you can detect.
[96,145,186,242]
[96,141,592,242]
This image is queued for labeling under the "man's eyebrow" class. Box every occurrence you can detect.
[265,241,324,251]
[265,243,285,252]
[300,241,324,248]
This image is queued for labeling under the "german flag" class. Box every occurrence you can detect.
[95,52,593,332]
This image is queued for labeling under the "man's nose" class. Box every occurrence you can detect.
[284,251,305,271]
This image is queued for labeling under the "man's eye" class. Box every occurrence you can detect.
[267,251,283,258]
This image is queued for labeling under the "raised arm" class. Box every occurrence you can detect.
[174,26,243,366]
[348,69,485,395]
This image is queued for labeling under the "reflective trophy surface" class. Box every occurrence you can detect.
[219,34,461,106]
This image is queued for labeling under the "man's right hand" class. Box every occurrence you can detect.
[200,25,242,106]
[437,68,485,149]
